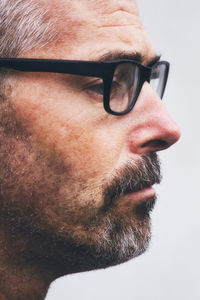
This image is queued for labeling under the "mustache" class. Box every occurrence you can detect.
[103,152,162,209]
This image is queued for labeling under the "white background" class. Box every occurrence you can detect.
[46,0,200,299]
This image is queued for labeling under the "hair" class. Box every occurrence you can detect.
[0,0,59,99]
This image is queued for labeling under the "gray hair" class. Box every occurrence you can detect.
[0,0,59,57]
[0,0,59,98]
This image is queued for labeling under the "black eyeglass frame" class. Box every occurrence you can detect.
[0,58,169,116]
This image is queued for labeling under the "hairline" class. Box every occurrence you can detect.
[0,0,63,100]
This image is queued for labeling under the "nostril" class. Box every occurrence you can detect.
[142,139,168,150]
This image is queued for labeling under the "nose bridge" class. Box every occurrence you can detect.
[127,83,181,154]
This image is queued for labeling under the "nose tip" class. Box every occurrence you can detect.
[128,83,181,154]
[140,120,181,152]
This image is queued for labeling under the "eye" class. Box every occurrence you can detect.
[87,83,104,96]
[83,79,104,101]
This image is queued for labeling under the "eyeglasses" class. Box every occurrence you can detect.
[0,58,169,116]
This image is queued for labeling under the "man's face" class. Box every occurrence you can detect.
[0,0,180,273]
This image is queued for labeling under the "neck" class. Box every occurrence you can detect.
[0,213,99,299]
[0,226,57,300]
[0,264,51,300]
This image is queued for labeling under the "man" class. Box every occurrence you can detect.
[0,0,181,299]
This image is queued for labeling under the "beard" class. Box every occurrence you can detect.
[77,153,161,271]
[0,101,161,275]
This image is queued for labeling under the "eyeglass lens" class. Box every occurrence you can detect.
[109,63,140,113]
[109,62,167,114]
[150,63,166,98]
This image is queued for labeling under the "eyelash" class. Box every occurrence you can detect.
[87,83,104,96]
[82,80,104,101]
[84,80,122,102]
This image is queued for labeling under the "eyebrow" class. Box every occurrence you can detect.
[93,51,161,66]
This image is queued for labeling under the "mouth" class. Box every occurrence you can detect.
[116,184,156,204]
[102,153,161,212]
[125,186,156,202]
[112,185,157,215]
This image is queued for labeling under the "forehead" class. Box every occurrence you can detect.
[33,0,155,63]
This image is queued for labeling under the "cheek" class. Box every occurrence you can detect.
[12,75,125,183]
[50,122,118,181]
[13,97,116,181]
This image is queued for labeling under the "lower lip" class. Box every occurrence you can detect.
[126,186,156,202]
[115,186,156,210]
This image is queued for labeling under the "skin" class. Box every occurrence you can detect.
[0,0,181,299]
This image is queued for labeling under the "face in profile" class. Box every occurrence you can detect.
[0,0,180,276]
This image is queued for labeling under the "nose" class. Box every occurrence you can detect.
[127,82,181,155]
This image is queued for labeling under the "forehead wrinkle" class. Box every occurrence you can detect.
[43,1,144,61]
[97,4,142,29]
[98,0,139,15]
[53,0,141,32]
[67,0,139,14]
[27,0,154,64]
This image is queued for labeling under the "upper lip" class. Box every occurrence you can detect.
[124,178,159,195]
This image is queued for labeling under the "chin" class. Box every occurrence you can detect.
[46,210,152,275]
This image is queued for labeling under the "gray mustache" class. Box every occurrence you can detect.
[103,153,161,209]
